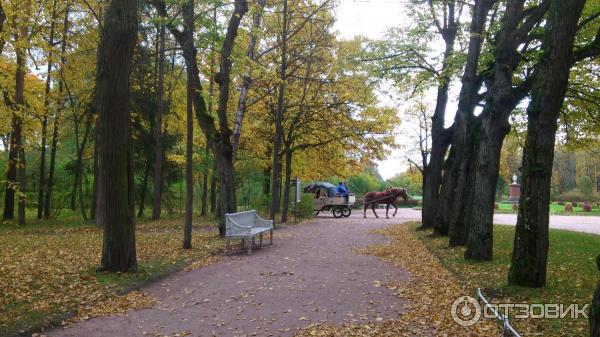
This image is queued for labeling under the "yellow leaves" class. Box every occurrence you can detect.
[296,223,500,336]
[0,217,223,333]
[63,290,156,325]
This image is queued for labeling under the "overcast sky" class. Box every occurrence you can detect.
[333,0,413,180]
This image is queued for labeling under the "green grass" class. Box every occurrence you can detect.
[495,201,600,215]
[410,222,599,336]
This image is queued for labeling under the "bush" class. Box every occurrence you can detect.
[555,191,586,202]
[512,203,519,211]
[494,203,499,209]
[557,201,565,206]
[565,204,573,212]
[572,202,578,207]
[583,203,593,212]
[298,193,314,219]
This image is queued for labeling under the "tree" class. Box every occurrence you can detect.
[96,0,139,272]
[464,0,550,260]
[152,16,166,220]
[183,72,193,249]
[508,0,588,286]
[152,0,248,234]
[421,0,461,230]
[435,0,495,238]
[591,255,600,336]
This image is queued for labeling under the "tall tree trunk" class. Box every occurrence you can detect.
[151,19,165,221]
[15,0,31,226]
[45,3,70,219]
[435,0,495,239]
[201,142,209,216]
[465,0,549,260]
[183,75,194,249]
[4,121,17,220]
[210,160,217,214]
[270,0,288,220]
[137,159,151,218]
[232,0,266,163]
[90,141,97,221]
[96,0,138,272]
[281,145,292,223]
[76,117,91,221]
[421,0,457,229]
[38,0,58,219]
[508,0,585,286]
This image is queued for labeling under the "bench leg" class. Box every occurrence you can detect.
[259,233,263,248]
[226,238,231,253]
[270,229,273,245]
[247,239,253,255]
[241,238,245,249]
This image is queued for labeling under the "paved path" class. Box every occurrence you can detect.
[391,208,600,235]
[49,213,415,337]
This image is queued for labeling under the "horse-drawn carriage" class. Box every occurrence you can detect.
[304,182,355,218]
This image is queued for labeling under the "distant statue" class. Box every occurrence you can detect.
[512,174,518,184]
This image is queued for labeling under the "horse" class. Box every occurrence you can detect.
[363,188,409,219]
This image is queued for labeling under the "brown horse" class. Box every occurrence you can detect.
[363,188,409,218]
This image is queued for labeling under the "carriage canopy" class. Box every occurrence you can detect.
[303,182,338,198]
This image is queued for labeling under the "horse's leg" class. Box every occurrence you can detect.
[363,202,368,218]
[385,204,390,219]
[371,203,378,218]
[393,201,398,217]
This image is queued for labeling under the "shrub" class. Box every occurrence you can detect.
[298,193,315,219]
[583,203,593,212]
[557,201,565,206]
[565,204,573,212]
[555,191,586,202]
[494,203,499,209]
[572,202,578,207]
[512,203,519,211]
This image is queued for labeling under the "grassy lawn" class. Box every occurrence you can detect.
[0,214,224,335]
[409,222,599,336]
[495,201,600,215]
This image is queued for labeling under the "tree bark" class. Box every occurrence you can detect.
[281,145,292,223]
[201,142,209,216]
[96,0,138,272]
[38,0,58,219]
[421,0,457,229]
[465,0,550,260]
[45,4,70,219]
[210,160,217,214]
[137,159,151,218]
[270,0,289,221]
[183,74,194,249]
[435,0,495,239]
[508,0,585,286]
[151,19,165,221]
[232,0,267,163]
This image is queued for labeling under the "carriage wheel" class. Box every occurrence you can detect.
[342,207,351,217]
[313,210,320,216]
[332,207,344,218]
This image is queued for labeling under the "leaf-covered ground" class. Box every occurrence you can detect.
[410,222,600,336]
[0,216,224,335]
[296,222,500,336]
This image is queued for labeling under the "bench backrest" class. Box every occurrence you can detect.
[226,210,256,227]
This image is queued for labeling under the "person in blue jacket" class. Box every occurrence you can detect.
[337,182,349,204]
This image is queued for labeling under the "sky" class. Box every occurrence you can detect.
[332,0,414,180]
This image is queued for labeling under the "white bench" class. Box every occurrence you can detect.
[225,210,273,254]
